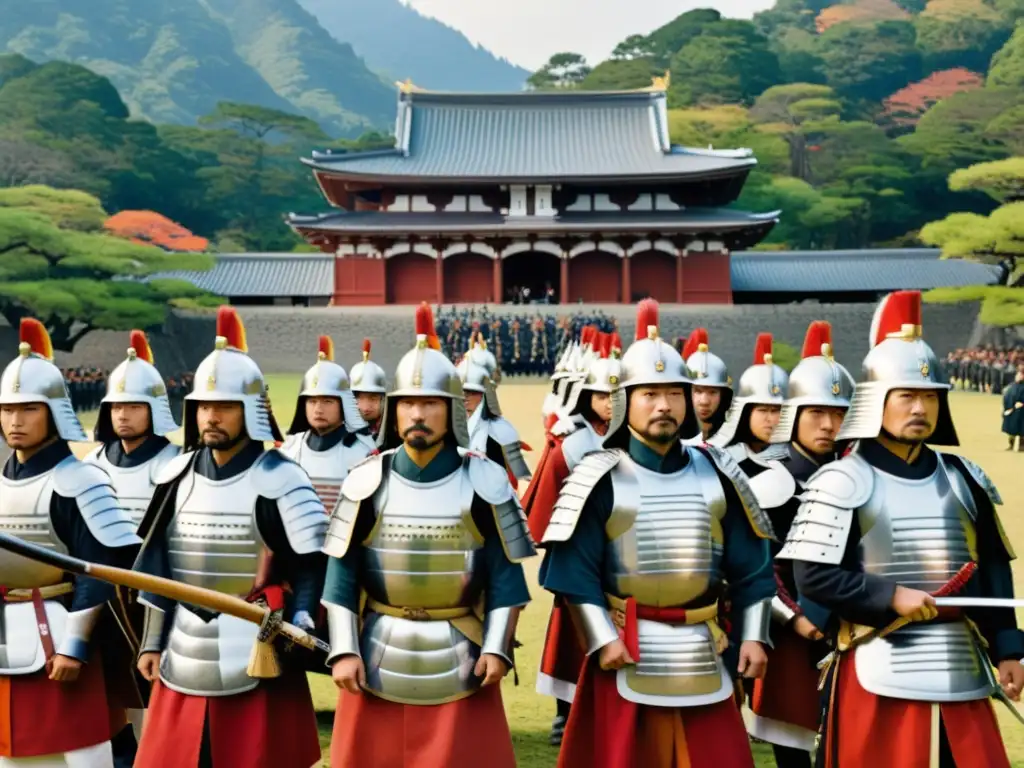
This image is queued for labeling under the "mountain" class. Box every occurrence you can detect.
[0,0,394,136]
[296,0,529,92]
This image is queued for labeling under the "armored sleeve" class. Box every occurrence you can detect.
[467,453,536,563]
[252,450,327,556]
[321,499,376,664]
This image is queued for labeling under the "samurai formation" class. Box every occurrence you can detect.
[0,289,1020,768]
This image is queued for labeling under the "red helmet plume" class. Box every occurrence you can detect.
[683,328,709,359]
[635,298,659,340]
[129,330,154,363]
[18,318,53,360]
[870,290,922,348]
[801,321,833,359]
[414,303,441,350]
[215,306,248,352]
[609,332,623,359]
[318,335,334,361]
[753,333,773,365]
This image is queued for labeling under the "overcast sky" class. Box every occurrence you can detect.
[404,0,776,71]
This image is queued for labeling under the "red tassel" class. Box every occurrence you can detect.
[753,332,773,365]
[128,330,154,363]
[215,307,248,352]
[18,318,53,360]
[416,303,442,351]
[683,328,709,359]
[609,332,623,358]
[318,335,334,361]
[635,299,659,340]
[801,321,832,359]
[870,290,922,347]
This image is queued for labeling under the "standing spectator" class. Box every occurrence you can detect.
[1002,368,1024,451]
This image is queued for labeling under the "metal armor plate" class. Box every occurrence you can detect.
[359,465,486,704]
[87,442,179,526]
[854,460,990,701]
[605,448,726,607]
[159,464,264,697]
[858,461,974,593]
[360,611,481,705]
[0,469,72,674]
[280,432,373,513]
[616,620,732,707]
[362,466,481,609]
[854,621,994,702]
[561,422,602,472]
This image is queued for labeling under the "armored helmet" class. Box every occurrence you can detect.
[288,335,367,435]
[683,327,734,413]
[95,330,178,443]
[710,333,790,448]
[457,332,502,418]
[837,290,957,444]
[604,299,698,447]
[183,307,282,450]
[350,338,388,395]
[0,318,88,443]
[543,332,578,422]
[561,332,624,420]
[771,321,855,444]
[468,334,499,382]
[378,303,470,450]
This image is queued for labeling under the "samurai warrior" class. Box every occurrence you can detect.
[349,338,387,440]
[0,319,141,766]
[682,328,733,443]
[542,299,777,768]
[280,335,375,512]
[322,304,534,768]
[132,308,326,768]
[780,291,1024,768]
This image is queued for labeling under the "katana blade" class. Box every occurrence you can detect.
[934,597,1024,609]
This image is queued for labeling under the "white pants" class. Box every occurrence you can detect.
[0,741,112,768]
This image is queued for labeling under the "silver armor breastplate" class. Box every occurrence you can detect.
[0,470,73,675]
[283,434,368,513]
[360,465,485,705]
[605,449,731,707]
[858,463,972,592]
[159,466,264,697]
[854,461,992,702]
[605,449,726,607]
[89,445,169,526]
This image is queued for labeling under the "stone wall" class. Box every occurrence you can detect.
[0,301,981,379]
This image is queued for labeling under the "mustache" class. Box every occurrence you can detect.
[906,419,931,427]
[648,416,678,426]
[403,423,434,437]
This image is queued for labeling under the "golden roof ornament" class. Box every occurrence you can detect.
[646,71,671,92]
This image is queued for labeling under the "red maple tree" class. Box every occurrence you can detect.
[815,0,910,32]
[881,68,984,130]
[104,210,209,252]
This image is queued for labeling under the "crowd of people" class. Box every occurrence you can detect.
[435,306,617,377]
[61,367,195,416]
[942,345,1024,394]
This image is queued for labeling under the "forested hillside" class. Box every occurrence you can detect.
[530,2,1023,251]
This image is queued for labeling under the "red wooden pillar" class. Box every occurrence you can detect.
[560,256,570,304]
[492,256,502,304]
[675,251,684,303]
[621,256,631,304]
[435,253,444,304]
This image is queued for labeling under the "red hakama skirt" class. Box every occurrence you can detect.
[330,683,517,768]
[135,672,320,768]
[537,598,587,703]
[745,631,821,751]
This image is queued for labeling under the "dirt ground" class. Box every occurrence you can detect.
[72,378,1024,767]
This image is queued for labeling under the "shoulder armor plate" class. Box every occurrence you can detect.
[777,454,873,565]
[324,450,391,559]
[754,443,790,464]
[700,444,775,540]
[52,457,141,548]
[746,463,797,511]
[542,449,621,544]
[464,451,515,505]
[84,444,103,463]
[279,433,301,458]
[487,416,520,447]
[148,443,182,484]
[155,450,196,486]
[562,426,600,472]
[252,449,327,555]
[942,453,1001,506]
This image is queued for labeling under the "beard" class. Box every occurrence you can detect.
[201,428,245,450]
[880,423,931,445]
[403,422,441,451]
[638,417,680,445]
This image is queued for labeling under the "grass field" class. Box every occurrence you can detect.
[76,376,1024,766]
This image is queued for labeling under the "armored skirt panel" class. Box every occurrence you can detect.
[605,449,733,707]
[281,434,368,513]
[853,462,993,702]
[89,445,169,525]
[159,466,265,697]
[360,467,487,705]
[0,471,75,675]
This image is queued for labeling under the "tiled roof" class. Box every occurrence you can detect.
[303,90,756,181]
[149,253,333,298]
[731,249,1002,293]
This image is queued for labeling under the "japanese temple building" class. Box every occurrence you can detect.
[287,79,778,306]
